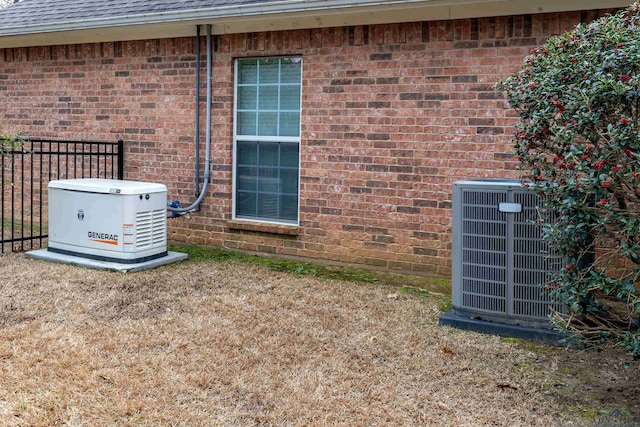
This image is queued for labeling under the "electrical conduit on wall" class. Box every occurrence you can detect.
[167,24,212,216]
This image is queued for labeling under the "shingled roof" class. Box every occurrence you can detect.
[0,0,631,48]
[0,0,270,28]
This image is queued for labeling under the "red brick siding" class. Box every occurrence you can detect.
[0,10,615,275]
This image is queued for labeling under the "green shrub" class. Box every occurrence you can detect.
[0,124,24,154]
[500,3,640,357]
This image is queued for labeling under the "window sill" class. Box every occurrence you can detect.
[227,220,299,236]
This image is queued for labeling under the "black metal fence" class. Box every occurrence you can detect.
[1,139,124,253]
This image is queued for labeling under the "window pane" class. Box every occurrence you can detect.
[237,141,257,165]
[238,59,258,84]
[280,85,300,109]
[279,195,298,221]
[237,86,257,110]
[280,59,301,83]
[258,112,278,135]
[234,141,300,222]
[258,142,278,167]
[280,143,299,167]
[258,194,278,217]
[258,85,279,110]
[237,166,257,191]
[237,112,257,135]
[237,192,257,217]
[258,169,279,193]
[259,59,279,84]
[280,169,298,194]
[279,112,300,137]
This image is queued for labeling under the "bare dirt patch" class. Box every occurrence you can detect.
[0,252,637,426]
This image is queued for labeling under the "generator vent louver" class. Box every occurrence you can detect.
[452,180,564,328]
[136,209,167,249]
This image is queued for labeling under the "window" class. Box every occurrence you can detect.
[233,57,302,224]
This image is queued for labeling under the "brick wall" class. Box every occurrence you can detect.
[0,10,614,275]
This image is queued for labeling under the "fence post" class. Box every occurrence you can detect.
[117,139,124,180]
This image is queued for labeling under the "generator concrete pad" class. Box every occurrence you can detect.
[25,249,188,272]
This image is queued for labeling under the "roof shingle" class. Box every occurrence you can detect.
[0,0,272,28]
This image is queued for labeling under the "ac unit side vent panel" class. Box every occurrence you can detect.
[452,180,564,328]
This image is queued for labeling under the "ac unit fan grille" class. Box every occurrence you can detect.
[511,191,565,318]
[461,190,508,314]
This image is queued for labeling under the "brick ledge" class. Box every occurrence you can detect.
[227,220,299,236]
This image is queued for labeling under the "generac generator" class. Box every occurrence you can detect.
[47,178,168,263]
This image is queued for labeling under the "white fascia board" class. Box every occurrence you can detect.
[0,0,631,49]
[217,0,631,34]
[447,0,631,20]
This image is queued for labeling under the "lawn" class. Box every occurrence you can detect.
[0,248,637,426]
[0,219,46,253]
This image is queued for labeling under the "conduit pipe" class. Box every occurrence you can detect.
[167,24,212,215]
[194,24,201,195]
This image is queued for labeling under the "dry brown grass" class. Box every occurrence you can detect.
[0,253,637,426]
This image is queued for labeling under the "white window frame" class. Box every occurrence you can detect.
[232,56,302,225]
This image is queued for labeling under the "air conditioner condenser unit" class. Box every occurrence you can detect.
[47,178,168,264]
[447,179,565,329]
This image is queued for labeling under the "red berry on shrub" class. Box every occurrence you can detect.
[595,160,607,169]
